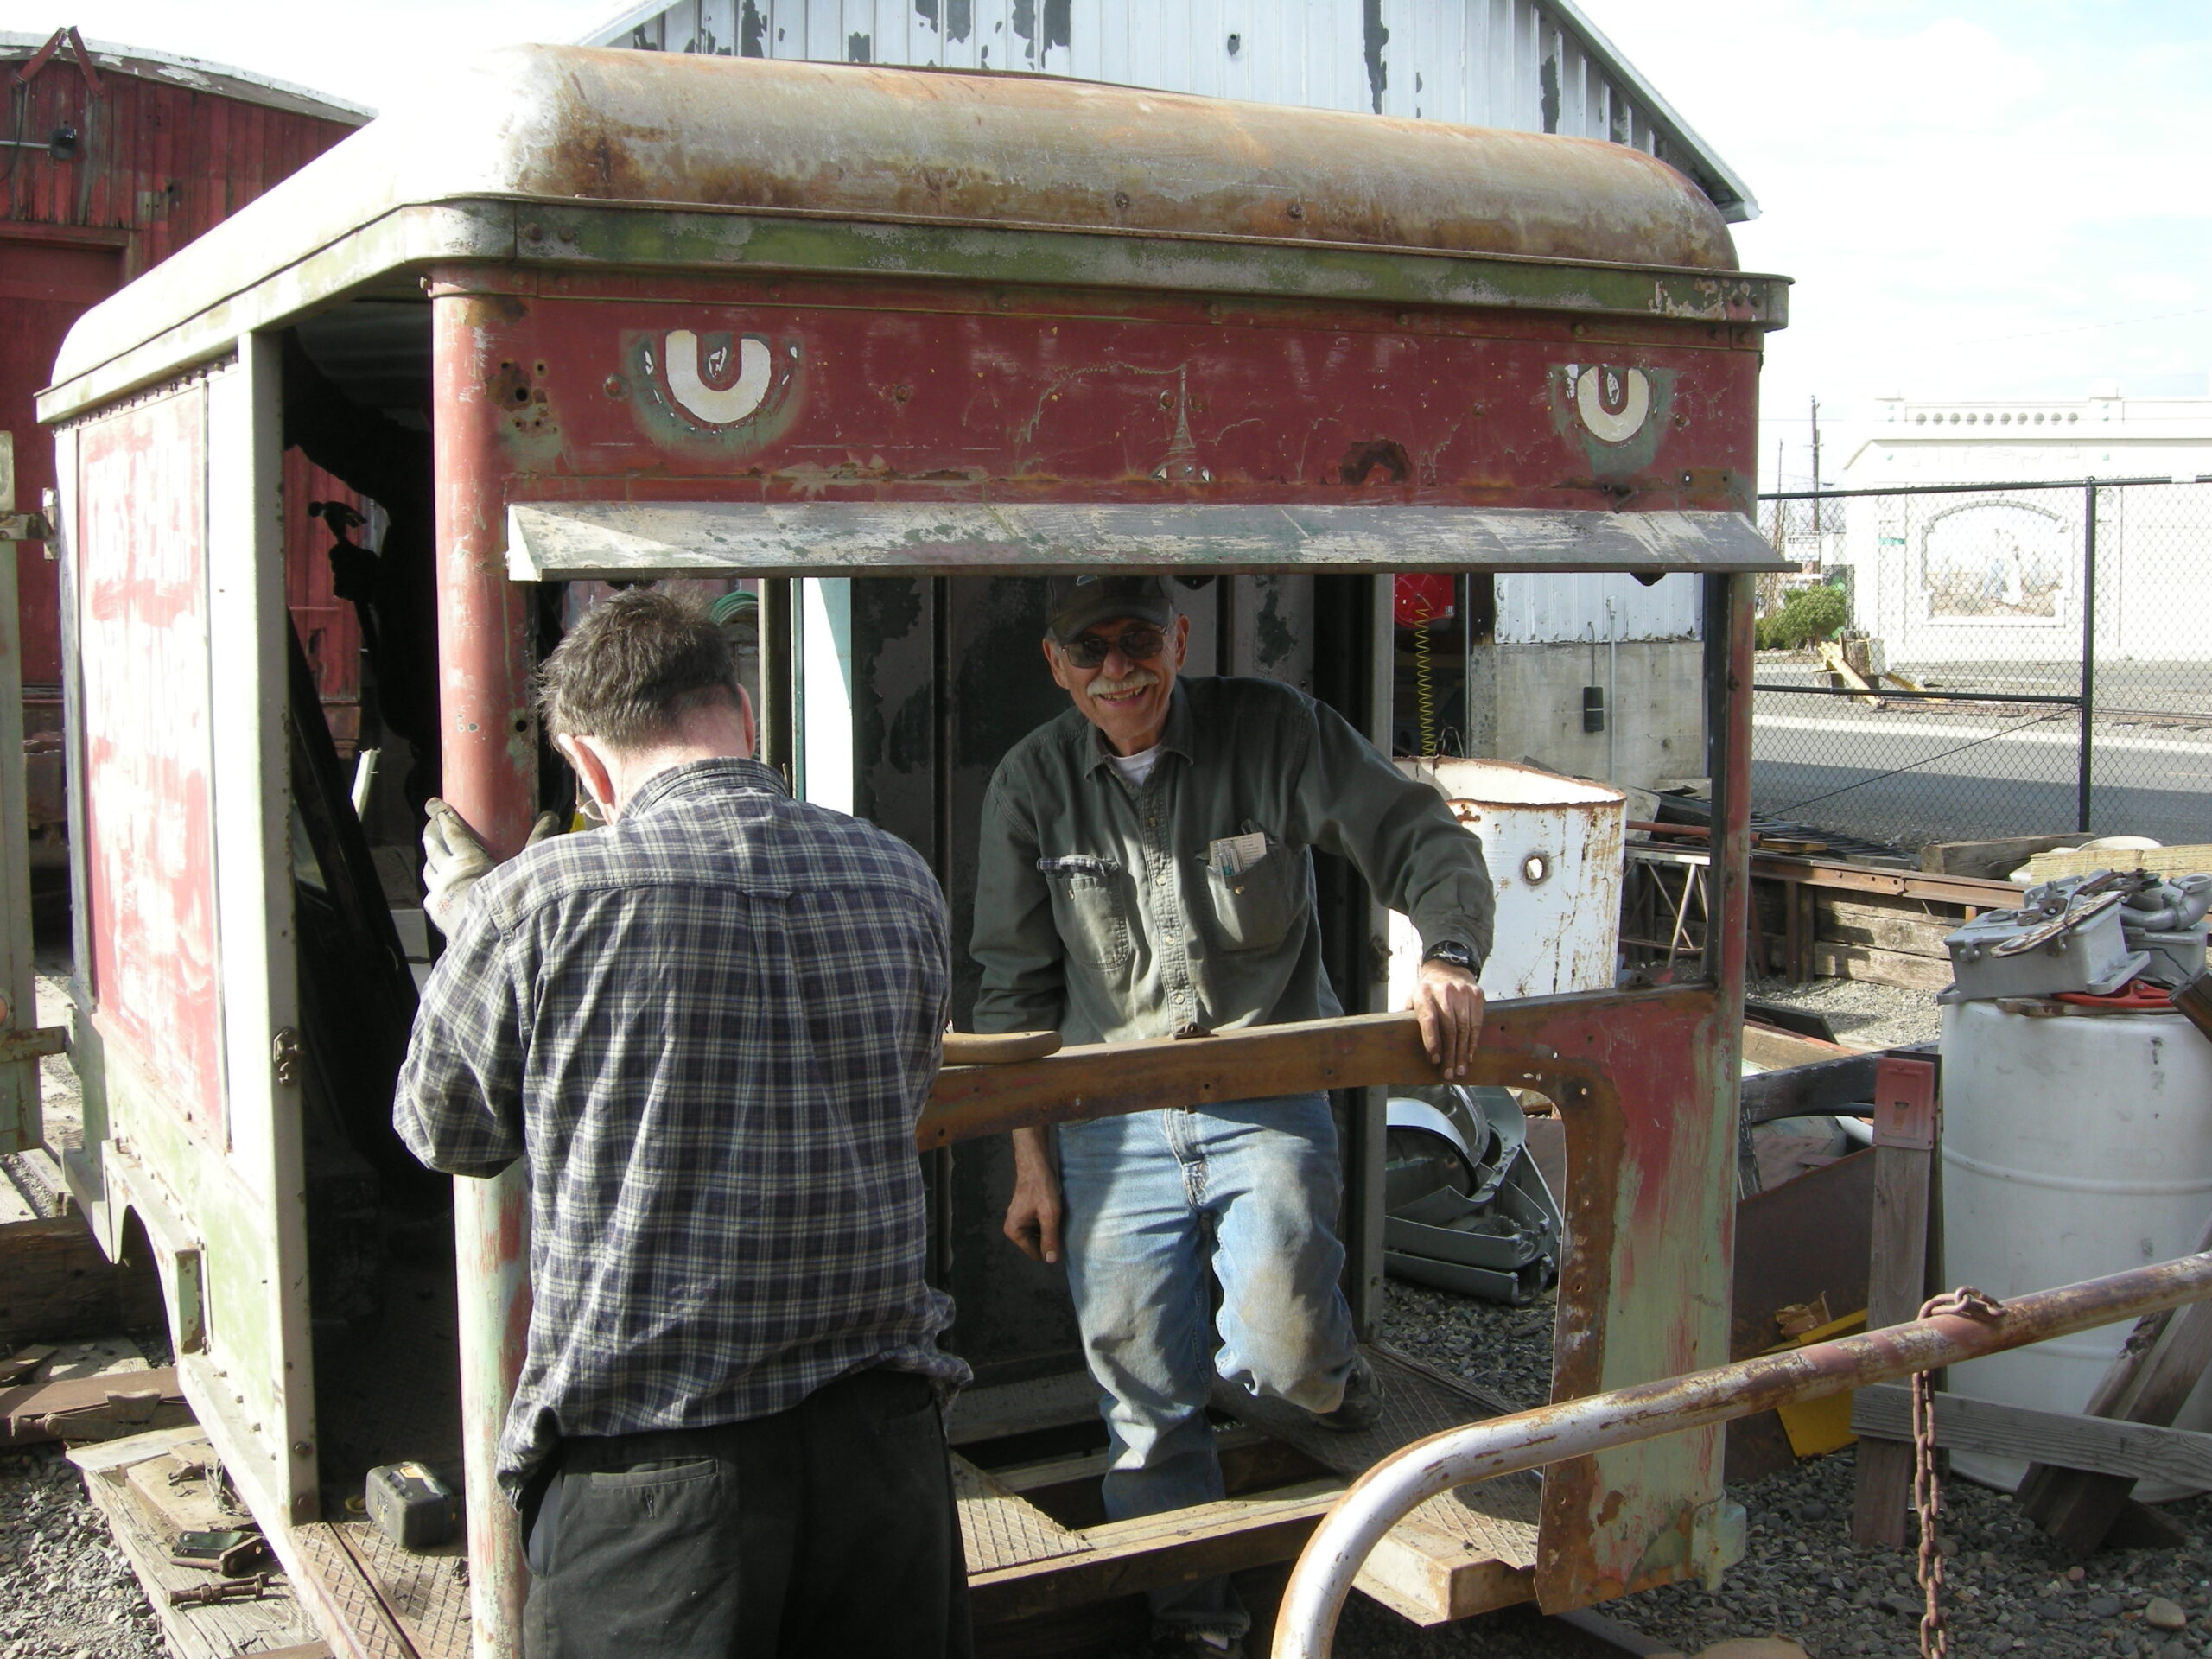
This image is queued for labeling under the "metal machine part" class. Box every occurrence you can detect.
[1943,870,2148,1001]
[1383,1085,1564,1306]
[2018,868,2212,987]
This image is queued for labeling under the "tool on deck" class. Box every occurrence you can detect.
[168,1573,276,1606]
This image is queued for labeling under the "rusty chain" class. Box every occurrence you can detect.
[1913,1287,2006,1658]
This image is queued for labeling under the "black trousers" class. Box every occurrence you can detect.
[522,1369,974,1659]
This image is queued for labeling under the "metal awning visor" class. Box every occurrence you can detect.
[505,502,1794,582]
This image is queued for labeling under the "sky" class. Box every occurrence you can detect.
[8,0,2207,488]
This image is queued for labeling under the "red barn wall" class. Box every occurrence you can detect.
[3,38,369,826]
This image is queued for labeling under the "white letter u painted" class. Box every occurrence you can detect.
[1575,366,1651,444]
[665,330,772,425]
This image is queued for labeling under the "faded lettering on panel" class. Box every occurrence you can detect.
[76,386,224,1137]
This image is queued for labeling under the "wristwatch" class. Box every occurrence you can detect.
[1421,940,1478,971]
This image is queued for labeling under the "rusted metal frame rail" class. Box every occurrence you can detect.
[1271,1252,2212,1659]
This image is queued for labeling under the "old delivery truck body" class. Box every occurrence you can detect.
[37,48,1786,1658]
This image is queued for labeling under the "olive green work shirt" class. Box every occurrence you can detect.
[970,676,1494,1046]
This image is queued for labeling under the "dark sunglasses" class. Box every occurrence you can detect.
[1060,624,1168,670]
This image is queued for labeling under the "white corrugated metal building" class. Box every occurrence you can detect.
[578,0,1759,783]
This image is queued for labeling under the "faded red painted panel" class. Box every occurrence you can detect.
[75,383,224,1139]
[448,276,1758,513]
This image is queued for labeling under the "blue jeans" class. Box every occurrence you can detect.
[1055,1092,1358,1635]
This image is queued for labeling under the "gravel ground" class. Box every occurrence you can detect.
[0,1446,164,1659]
[1747,974,1944,1053]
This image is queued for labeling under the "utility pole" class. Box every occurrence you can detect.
[1771,436,1786,551]
[1808,395,1822,536]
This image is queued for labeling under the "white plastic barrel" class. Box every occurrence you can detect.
[1940,996,2212,1497]
[1386,760,1625,1003]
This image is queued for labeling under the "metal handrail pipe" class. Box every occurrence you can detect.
[1274,1252,2212,1659]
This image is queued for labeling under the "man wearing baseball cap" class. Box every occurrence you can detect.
[969,573,1491,1657]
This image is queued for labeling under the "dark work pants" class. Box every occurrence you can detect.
[521,1369,973,1659]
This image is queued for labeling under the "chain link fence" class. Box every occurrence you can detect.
[1750,477,2212,852]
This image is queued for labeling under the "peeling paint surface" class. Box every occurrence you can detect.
[461,279,1757,509]
[74,379,225,1139]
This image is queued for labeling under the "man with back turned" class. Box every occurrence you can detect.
[397,590,971,1659]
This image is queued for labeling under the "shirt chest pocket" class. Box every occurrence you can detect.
[1204,834,1306,953]
[1041,860,1134,969]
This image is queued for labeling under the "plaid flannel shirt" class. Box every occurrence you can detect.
[394,758,966,1501]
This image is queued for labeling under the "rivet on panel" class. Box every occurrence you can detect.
[604,375,627,397]
[1286,201,1303,220]
[522,222,543,241]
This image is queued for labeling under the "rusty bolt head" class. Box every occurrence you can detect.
[1159,391,1176,410]
[522,222,543,241]
[1206,302,1224,321]
[1572,321,1587,337]
[292,1440,312,1457]
[1286,201,1304,220]
[557,226,577,243]
[603,374,627,397]
[1113,190,1130,210]
[1396,311,1411,327]
[1469,402,1486,417]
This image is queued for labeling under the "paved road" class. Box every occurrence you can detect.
[1751,702,2212,849]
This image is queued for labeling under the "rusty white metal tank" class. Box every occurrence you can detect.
[1387,759,1626,1002]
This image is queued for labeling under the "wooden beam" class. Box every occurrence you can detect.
[1810,941,1954,993]
[1853,1384,2212,1489]
[2017,1211,2212,1555]
[1851,1057,1937,1548]
[923,991,1682,1148]
[1751,854,2018,912]
[965,1479,1345,1623]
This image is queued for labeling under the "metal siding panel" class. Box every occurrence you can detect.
[1495,571,1700,645]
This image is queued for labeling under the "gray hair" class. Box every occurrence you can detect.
[535,589,741,748]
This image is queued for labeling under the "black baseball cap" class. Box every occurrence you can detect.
[1044,575,1175,641]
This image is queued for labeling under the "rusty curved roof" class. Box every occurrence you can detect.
[48,46,1760,415]
[503,49,1738,269]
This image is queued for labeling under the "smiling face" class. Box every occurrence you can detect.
[1045,612,1191,757]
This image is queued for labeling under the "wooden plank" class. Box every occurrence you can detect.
[2024,843,2212,883]
[1815,897,1961,957]
[925,991,1699,1147]
[1815,912,1955,960]
[1852,1057,1937,1549]
[2018,1210,2212,1555]
[78,1459,321,1659]
[1854,1384,2212,1487]
[925,1011,1442,1146]
[1751,854,2018,912]
[1921,834,2084,880]
[966,1479,1345,1624]
[2,1363,189,1445]
[1741,1024,1850,1071]
[1811,941,1954,993]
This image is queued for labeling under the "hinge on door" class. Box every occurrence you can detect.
[270,1027,302,1087]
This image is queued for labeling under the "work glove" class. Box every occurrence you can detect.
[422,799,560,937]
